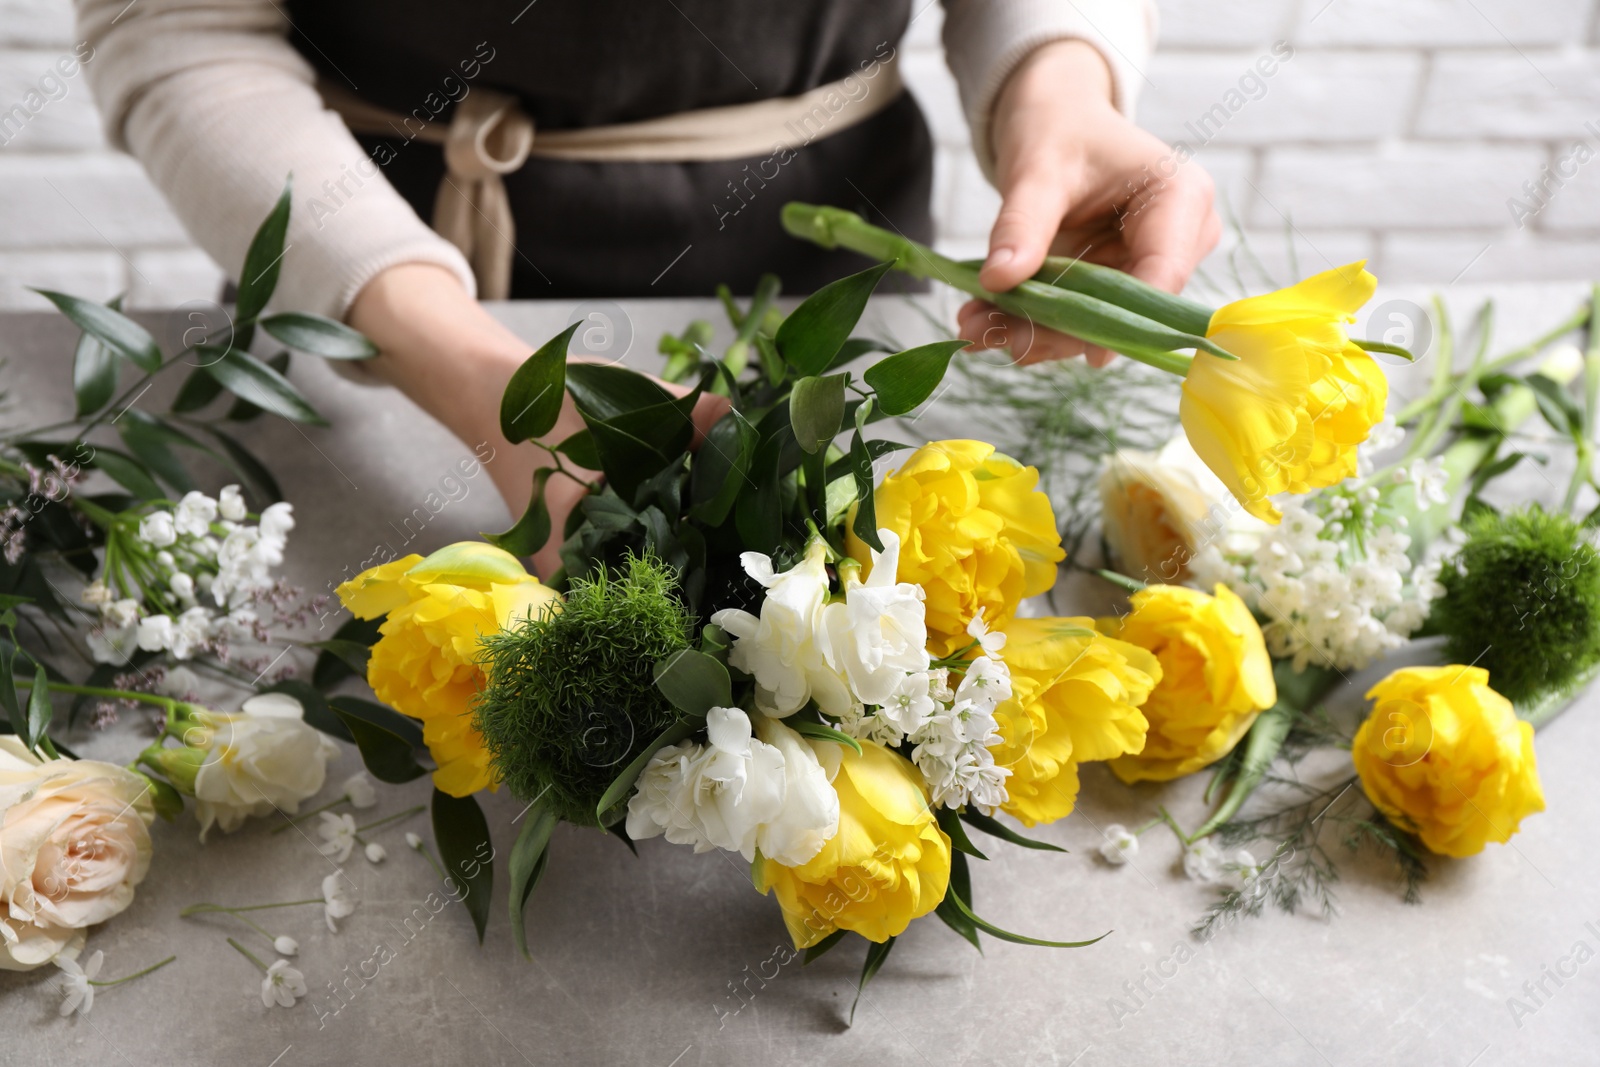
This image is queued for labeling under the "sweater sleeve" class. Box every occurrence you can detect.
[940,0,1160,180]
[74,0,475,321]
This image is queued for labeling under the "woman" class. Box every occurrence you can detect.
[78,0,1218,576]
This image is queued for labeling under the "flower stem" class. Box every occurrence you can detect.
[227,938,268,973]
[181,899,322,917]
[355,805,425,834]
[412,841,448,882]
[89,955,176,987]
[269,796,349,834]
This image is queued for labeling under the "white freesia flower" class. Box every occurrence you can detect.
[136,511,176,548]
[820,530,930,708]
[173,491,218,538]
[342,773,378,809]
[53,949,102,1016]
[711,540,850,716]
[364,842,387,864]
[316,812,358,863]
[1098,825,1139,866]
[405,832,423,850]
[321,874,355,933]
[187,697,338,841]
[261,959,306,1008]
[749,713,840,866]
[626,707,837,867]
[273,935,299,956]
[218,484,247,522]
[0,740,154,971]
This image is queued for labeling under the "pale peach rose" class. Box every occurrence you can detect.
[0,738,155,970]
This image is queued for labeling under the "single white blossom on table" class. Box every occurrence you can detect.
[52,950,102,1017]
[342,773,378,809]
[316,812,358,863]
[321,874,355,933]
[1099,825,1139,866]
[712,540,850,716]
[1183,840,1225,884]
[405,832,424,850]
[180,695,339,841]
[261,959,306,1008]
[626,707,838,867]
[0,739,154,971]
[218,484,247,522]
[273,935,299,956]
[364,842,387,864]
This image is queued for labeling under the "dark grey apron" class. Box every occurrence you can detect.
[284,0,934,296]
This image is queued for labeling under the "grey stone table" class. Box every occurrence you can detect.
[3,284,1598,1067]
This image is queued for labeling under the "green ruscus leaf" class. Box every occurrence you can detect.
[775,261,892,376]
[862,340,970,416]
[431,789,494,943]
[501,323,578,444]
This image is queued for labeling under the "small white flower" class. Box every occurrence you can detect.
[1098,824,1139,866]
[80,580,112,606]
[954,655,1012,709]
[173,491,218,538]
[405,832,423,850]
[322,873,355,933]
[259,502,296,540]
[965,608,1007,659]
[261,959,306,1008]
[364,842,386,864]
[342,773,378,809]
[168,606,215,660]
[1408,457,1450,506]
[53,950,103,1017]
[136,614,173,652]
[1182,840,1226,884]
[137,511,177,548]
[218,485,248,522]
[155,550,176,569]
[316,812,358,863]
[273,935,299,956]
[168,571,196,602]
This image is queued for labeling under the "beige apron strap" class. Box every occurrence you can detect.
[431,89,533,300]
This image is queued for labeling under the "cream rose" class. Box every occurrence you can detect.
[0,738,155,971]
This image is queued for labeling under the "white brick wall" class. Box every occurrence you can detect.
[3,0,1599,311]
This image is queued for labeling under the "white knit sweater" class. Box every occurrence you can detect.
[75,0,1156,319]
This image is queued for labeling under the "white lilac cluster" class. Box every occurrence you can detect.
[1190,423,1461,672]
[82,486,294,665]
[709,532,1012,813]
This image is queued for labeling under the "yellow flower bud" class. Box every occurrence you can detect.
[335,544,559,797]
[848,440,1064,656]
[988,617,1161,826]
[1352,665,1544,857]
[1183,262,1388,524]
[757,742,950,949]
[1105,584,1277,784]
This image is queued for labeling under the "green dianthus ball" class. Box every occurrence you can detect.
[1435,506,1600,705]
[474,554,694,826]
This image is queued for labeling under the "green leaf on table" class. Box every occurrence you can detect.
[935,807,988,860]
[328,696,426,783]
[935,850,981,951]
[484,467,553,557]
[566,362,673,420]
[72,295,124,416]
[653,648,731,716]
[595,715,705,824]
[689,408,758,526]
[88,448,163,501]
[33,289,161,373]
[235,178,292,338]
[775,261,891,376]
[863,340,970,416]
[431,789,493,943]
[259,312,377,359]
[850,935,895,1024]
[959,809,1067,852]
[802,929,848,965]
[849,400,882,553]
[200,345,326,425]
[789,373,847,455]
[501,323,577,444]
[788,718,863,756]
[508,803,558,959]
[945,883,1106,948]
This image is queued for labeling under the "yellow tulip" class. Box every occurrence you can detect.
[988,617,1161,826]
[336,543,559,797]
[1182,262,1388,524]
[1105,584,1277,783]
[757,741,950,949]
[1352,665,1544,857]
[848,440,1064,656]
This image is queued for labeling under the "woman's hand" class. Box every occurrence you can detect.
[348,263,727,578]
[957,39,1221,366]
